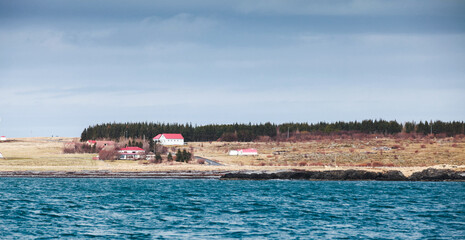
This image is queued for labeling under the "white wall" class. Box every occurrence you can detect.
[159,135,184,145]
[229,150,238,155]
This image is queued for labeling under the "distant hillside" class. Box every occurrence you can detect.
[80,120,465,142]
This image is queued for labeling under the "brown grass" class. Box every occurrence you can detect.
[0,137,464,176]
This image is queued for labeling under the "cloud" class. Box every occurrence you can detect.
[1,0,464,137]
[233,0,465,16]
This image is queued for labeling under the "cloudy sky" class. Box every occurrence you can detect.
[1,0,464,137]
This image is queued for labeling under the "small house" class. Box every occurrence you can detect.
[85,140,115,149]
[96,141,115,149]
[118,147,145,160]
[229,148,258,156]
[0,136,6,141]
[153,133,184,146]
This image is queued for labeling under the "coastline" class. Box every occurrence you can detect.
[1,168,464,181]
[0,170,227,179]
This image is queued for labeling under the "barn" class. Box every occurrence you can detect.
[153,133,184,146]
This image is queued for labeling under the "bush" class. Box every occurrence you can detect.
[197,159,205,164]
[63,142,99,154]
[155,153,162,163]
[99,147,118,160]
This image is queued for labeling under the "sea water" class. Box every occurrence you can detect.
[0,178,464,239]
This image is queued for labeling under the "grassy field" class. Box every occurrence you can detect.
[191,137,465,167]
[0,137,464,176]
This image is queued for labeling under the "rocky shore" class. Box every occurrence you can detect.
[1,168,464,181]
[221,168,465,181]
[0,170,227,179]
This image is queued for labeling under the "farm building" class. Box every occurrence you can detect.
[229,148,258,156]
[153,133,184,146]
[0,136,6,141]
[118,147,145,160]
[86,140,115,149]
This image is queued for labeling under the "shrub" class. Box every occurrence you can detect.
[155,153,162,163]
[372,161,384,167]
[197,159,205,164]
[421,144,426,148]
[99,147,118,160]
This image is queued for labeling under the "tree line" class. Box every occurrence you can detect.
[80,120,465,142]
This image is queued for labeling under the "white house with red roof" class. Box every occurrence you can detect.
[0,136,6,141]
[118,147,145,160]
[153,133,184,146]
[229,148,258,156]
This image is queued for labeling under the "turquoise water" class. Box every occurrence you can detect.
[0,179,464,239]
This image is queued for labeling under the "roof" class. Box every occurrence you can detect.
[239,148,257,153]
[120,147,145,151]
[153,133,184,140]
[87,140,96,143]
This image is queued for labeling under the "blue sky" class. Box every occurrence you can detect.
[1,0,464,137]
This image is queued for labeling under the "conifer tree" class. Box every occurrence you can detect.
[176,149,182,162]
[155,153,162,163]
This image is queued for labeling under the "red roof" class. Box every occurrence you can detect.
[239,148,257,153]
[120,147,144,151]
[153,133,184,140]
[87,140,96,143]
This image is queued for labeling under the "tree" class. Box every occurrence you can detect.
[167,152,173,161]
[176,149,182,162]
[155,153,162,163]
[182,149,190,163]
[149,140,154,153]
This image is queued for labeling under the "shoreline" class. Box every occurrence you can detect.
[0,170,227,179]
[1,168,464,181]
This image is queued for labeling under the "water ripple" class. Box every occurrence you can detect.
[0,179,464,239]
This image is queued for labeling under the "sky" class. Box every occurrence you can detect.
[1,0,464,137]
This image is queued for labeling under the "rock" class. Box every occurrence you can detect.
[408,168,465,181]
[221,170,408,181]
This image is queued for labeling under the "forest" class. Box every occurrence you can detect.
[80,120,465,142]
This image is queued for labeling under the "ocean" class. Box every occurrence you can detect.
[0,178,464,239]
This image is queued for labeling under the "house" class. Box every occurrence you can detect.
[96,141,115,149]
[229,148,258,156]
[86,140,115,149]
[0,136,6,141]
[118,147,145,160]
[153,133,184,146]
